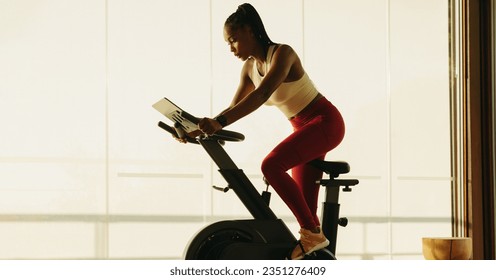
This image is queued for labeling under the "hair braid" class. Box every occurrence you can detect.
[225,3,274,47]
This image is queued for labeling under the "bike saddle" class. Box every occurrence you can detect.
[310,160,350,177]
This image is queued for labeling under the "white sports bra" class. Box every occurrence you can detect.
[251,45,319,118]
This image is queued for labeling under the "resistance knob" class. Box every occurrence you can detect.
[338,217,348,227]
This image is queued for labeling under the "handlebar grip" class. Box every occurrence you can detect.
[158,121,177,136]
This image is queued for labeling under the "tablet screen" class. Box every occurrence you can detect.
[152,98,198,133]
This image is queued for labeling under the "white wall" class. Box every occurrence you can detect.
[0,0,450,259]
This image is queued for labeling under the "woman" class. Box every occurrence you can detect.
[197,3,345,260]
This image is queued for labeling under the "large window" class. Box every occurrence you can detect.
[0,0,450,259]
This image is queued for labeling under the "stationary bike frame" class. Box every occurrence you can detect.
[159,119,358,258]
[198,136,278,220]
[312,161,359,254]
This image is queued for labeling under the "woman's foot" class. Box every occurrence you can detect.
[290,228,329,260]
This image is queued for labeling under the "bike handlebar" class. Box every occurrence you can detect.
[158,121,245,143]
[158,121,199,144]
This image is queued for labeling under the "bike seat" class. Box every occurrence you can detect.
[310,160,350,177]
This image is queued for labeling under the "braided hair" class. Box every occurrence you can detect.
[225,3,274,47]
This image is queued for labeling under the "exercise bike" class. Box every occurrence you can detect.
[153,97,359,260]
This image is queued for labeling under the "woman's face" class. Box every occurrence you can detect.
[223,24,255,61]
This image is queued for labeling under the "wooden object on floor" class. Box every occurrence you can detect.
[422,237,473,260]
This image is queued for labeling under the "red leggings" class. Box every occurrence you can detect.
[261,97,345,230]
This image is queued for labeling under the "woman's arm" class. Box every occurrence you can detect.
[224,45,297,123]
[200,44,299,134]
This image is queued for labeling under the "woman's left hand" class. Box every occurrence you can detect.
[198,118,222,135]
